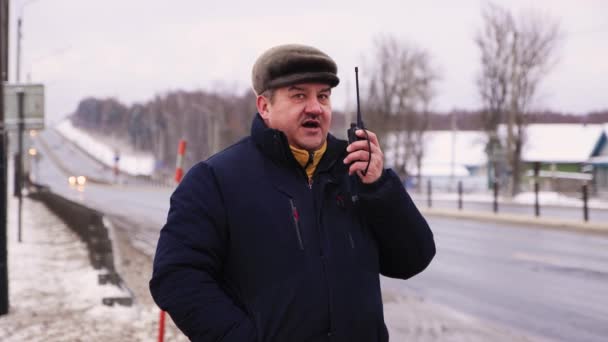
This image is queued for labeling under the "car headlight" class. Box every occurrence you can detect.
[77,176,87,186]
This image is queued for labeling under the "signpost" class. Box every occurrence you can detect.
[2,84,44,247]
[3,83,45,130]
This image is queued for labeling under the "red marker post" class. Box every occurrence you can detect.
[158,139,187,342]
[158,309,166,342]
[174,139,187,183]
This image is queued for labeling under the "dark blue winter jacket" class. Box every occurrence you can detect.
[150,114,435,342]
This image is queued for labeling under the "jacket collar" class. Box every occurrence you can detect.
[250,113,348,177]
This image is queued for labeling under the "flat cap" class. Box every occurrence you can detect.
[252,44,340,95]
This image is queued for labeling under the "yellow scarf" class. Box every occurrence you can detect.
[290,141,327,181]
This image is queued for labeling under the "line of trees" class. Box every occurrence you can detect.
[71,90,257,175]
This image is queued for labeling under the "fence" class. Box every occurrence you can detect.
[413,179,599,223]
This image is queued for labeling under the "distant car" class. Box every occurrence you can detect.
[68,175,87,186]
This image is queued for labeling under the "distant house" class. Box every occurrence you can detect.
[521,124,604,170]
[385,130,487,192]
[588,124,608,197]
[387,123,608,194]
[520,124,605,193]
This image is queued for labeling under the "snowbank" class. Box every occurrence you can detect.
[0,196,186,341]
[55,119,155,176]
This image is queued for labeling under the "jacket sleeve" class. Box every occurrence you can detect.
[149,163,256,342]
[358,169,436,279]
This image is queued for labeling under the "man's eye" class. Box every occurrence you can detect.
[293,94,305,100]
[319,94,330,101]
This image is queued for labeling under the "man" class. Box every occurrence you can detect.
[150,44,435,342]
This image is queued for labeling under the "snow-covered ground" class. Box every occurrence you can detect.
[55,119,155,176]
[0,196,185,341]
[415,190,608,210]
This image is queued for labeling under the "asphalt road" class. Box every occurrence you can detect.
[383,216,608,342]
[35,128,115,183]
[33,129,608,342]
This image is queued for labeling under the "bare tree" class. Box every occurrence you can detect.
[476,3,560,195]
[366,34,439,187]
[476,4,513,190]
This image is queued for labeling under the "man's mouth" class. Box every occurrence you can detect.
[302,120,320,129]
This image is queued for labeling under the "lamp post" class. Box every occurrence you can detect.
[16,0,41,83]
[1,0,10,317]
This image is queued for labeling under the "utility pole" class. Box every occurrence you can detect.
[1,0,11,316]
[450,111,457,186]
[507,31,518,197]
[15,16,20,82]
[16,0,39,84]
[16,89,23,242]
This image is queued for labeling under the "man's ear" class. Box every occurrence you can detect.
[256,95,270,120]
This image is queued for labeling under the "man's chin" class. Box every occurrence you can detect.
[297,139,325,152]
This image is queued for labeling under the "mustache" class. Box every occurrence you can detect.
[301,114,321,122]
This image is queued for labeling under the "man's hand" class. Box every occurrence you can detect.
[343,129,384,184]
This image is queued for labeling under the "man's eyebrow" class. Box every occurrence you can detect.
[320,87,331,93]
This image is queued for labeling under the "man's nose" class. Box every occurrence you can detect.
[304,97,323,115]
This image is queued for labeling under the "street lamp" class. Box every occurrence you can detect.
[16,0,41,83]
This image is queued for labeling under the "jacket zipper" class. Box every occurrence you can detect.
[289,199,304,250]
[336,194,355,249]
[347,231,355,249]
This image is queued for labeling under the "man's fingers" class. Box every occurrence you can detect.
[349,161,372,175]
[349,161,381,177]
[355,129,379,147]
[343,150,371,165]
[347,139,381,154]
[344,129,384,183]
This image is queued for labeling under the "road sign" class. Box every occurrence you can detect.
[2,83,44,130]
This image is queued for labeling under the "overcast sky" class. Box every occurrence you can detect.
[7,0,608,125]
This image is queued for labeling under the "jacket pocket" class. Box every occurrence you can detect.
[288,198,304,250]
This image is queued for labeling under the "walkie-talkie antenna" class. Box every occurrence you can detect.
[352,66,371,177]
[355,67,363,128]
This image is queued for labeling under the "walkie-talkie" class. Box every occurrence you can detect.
[347,67,372,176]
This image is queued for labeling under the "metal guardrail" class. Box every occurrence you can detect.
[27,182,133,307]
